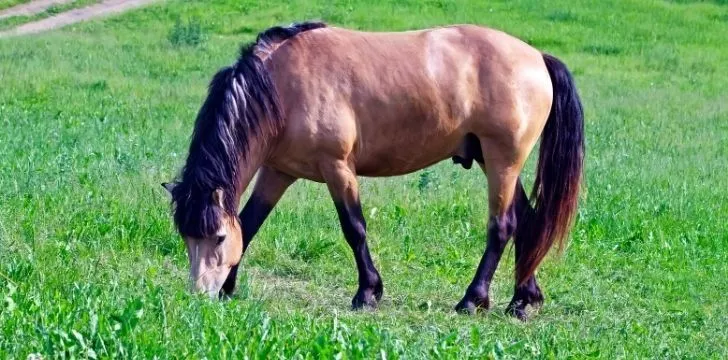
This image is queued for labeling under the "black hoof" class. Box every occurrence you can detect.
[505,300,529,321]
[352,282,383,310]
[505,285,544,321]
[455,295,489,314]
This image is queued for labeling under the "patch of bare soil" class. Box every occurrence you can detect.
[0,0,71,21]
[0,0,157,37]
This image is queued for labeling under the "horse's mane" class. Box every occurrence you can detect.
[170,21,327,238]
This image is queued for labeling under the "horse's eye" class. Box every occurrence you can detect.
[216,236,225,245]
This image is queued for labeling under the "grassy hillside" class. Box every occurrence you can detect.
[1,0,727,358]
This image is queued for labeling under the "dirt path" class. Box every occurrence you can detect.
[0,0,71,20]
[0,0,158,37]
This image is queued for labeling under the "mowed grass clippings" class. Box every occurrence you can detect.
[1,0,727,358]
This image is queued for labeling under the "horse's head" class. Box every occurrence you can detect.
[162,182,243,297]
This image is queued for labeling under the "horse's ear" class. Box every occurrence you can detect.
[161,182,177,195]
[212,188,224,209]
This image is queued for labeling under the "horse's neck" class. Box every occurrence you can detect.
[232,140,270,206]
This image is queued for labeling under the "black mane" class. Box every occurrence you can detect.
[170,21,326,238]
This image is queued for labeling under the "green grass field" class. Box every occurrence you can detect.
[1,0,727,358]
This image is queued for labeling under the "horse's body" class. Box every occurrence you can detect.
[164,22,584,320]
[266,25,550,181]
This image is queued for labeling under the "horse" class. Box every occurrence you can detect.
[162,21,584,320]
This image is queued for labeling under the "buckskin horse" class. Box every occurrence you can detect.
[162,21,584,320]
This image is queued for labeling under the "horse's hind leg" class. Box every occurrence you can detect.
[506,272,543,320]
[506,178,544,320]
[321,160,383,309]
[455,140,523,314]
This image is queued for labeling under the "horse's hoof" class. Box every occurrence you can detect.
[351,294,378,310]
[454,300,476,314]
[454,295,489,314]
[505,284,544,320]
[531,291,545,309]
[506,293,543,321]
[373,281,384,302]
[351,284,383,310]
[505,301,529,321]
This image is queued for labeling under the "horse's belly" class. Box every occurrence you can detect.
[355,155,451,177]
[353,130,463,177]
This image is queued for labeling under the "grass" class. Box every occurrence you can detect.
[1,0,727,358]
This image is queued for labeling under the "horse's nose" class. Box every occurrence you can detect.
[191,274,222,298]
[189,271,208,292]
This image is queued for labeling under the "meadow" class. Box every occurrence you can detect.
[1,0,727,358]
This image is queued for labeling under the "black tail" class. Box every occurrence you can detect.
[516,53,585,285]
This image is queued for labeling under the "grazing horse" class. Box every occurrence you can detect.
[162,21,584,319]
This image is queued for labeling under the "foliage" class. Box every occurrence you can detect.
[168,17,206,47]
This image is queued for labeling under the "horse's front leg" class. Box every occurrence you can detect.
[321,160,383,309]
[220,166,296,296]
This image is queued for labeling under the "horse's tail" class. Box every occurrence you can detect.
[516,53,585,285]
